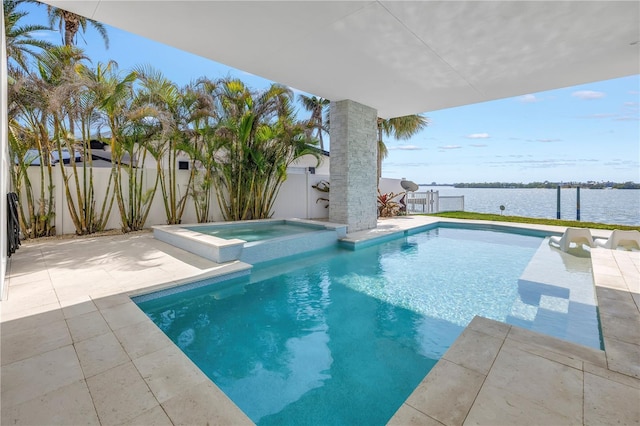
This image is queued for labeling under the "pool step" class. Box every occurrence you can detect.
[507,238,601,349]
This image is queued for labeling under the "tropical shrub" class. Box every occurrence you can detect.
[377,189,405,217]
[212,79,318,221]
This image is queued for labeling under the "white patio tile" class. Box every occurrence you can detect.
[404,359,485,425]
[86,362,158,425]
[66,310,111,342]
[3,279,58,311]
[119,405,173,426]
[100,300,150,331]
[61,298,98,318]
[114,319,174,359]
[1,345,84,408]
[133,345,209,403]
[442,328,504,375]
[584,371,640,426]
[388,404,445,426]
[7,269,51,286]
[0,306,64,335]
[1,379,99,425]
[92,292,133,310]
[482,343,583,422]
[466,381,581,425]
[0,302,62,322]
[1,318,72,365]
[162,380,253,425]
[75,332,131,378]
[503,338,583,370]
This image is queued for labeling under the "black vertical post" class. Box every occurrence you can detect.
[576,187,581,221]
[556,186,561,219]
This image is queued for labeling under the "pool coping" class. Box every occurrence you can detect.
[2,217,639,425]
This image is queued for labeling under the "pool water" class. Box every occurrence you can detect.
[183,222,317,242]
[135,227,599,425]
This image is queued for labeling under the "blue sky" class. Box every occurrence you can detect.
[23,2,640,184]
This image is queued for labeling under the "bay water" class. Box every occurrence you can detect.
[419,186,640,226]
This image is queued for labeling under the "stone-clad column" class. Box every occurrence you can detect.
[329,100,378,232]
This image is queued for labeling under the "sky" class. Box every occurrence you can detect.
[21,2,640,185]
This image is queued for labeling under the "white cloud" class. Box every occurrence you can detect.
[578,113,616,119]
[439,145,462,150]
[465,133,490,139]
[613,116,640,121]
[30,30,57,41]
[470,144,488,148]
[483,157,623,172]
[389,145,423,151]
[518,94,540,103]
[623,102,638,107]
[536,138,562,143]
[603,159,639,169]
[384,162,427,168]
[487,159,580,169]
[571,90,605,100]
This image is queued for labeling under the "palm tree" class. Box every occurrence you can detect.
[46,5,109,48]
[92,62,152,232]
[299,94,329,151]
[188,78,219,222]
[133,65,205,225]
[6,50,73,237]
[376,114,429,182]
[57,60,120,234]
[213,79,318,220]
[4,0,53,73]
[37,45,110,235]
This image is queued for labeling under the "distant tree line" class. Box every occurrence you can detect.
[452,182,640,189]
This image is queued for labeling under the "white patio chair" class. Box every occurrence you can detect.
[549,228,595,252]
[594,230,640,251]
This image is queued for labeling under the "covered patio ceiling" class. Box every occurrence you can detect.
[39,1,639,118]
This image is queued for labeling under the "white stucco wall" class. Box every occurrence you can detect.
[289,153,330,175]
[14,162,403,236]
[20,166,336,234]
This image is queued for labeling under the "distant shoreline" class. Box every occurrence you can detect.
[419,182,640,189]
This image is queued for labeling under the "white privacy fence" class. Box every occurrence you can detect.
[18,167,337,235]
[17,167,408,235]
[438,195,465,212]
[405,191,464,214]
[19,165,476,235]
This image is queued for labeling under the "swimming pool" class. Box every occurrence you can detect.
[135,227,601,425]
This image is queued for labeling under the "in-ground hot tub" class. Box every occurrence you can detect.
[153,219,347,264]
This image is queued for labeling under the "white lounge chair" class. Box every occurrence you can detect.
[549,228,595,252]
[594,230,640,251]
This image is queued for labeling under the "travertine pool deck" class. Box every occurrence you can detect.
[1,217,639,425]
